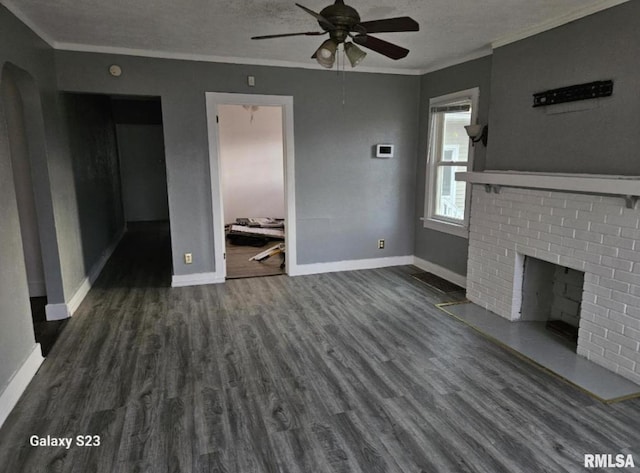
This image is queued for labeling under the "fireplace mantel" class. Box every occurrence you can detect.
[457,171,640,207]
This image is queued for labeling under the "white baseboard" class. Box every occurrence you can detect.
[290,255,415,277]
[412,256,467,288]
[66,278,91,316]
[172,272,225,287]
[63,227,125,318]
[0,344,44,429]
[45,303,70,321]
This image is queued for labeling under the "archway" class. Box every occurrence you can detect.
[1,62,67,353]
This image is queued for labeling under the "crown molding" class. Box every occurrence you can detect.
[54,42,424,76]
[3,0,630,76]
[0,0,55,47]
[416,49,493,76]
[492,0,631,49]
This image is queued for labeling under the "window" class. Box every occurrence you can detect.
[423,88,479,238]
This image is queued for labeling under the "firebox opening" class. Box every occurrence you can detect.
[520,256,584,349]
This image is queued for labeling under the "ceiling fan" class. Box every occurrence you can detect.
[251,0,419,68]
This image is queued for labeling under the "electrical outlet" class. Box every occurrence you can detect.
[184,253,193,264]
[378,239,385,249]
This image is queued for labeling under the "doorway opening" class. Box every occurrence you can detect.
[110,96,173,285]
[111,97,169,226]
[219,104,286,279]
[61,93,172,289]
[206,93,296,281]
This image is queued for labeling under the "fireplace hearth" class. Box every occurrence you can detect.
[458,171,640,386]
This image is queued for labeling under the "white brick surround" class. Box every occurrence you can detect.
[466,184,640,385]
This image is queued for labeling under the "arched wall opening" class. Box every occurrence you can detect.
[1,62,67,353]
[1,67,45,297]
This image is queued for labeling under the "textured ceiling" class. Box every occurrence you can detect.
[2,0,629,73]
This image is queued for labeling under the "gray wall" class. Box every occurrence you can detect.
[55,52,420,273]
[488,0,640,174]
[112,98,168,222]
[0,5,120,306]
[116,124,169,222]
[414,56,492,276]
[0,5,59,393]
[414,0,640,278]
[0,4,129,396]
[0,72,37,393]
[62,93,124,271]
[2,72,46,297]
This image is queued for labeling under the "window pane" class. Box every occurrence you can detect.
[443,148,455,163]
[440,109,471,162]
[435,165,467,220]
[441,166,452,196]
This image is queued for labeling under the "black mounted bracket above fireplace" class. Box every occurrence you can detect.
[532,80,613,108]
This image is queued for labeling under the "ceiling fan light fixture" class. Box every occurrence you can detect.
[344,42,366,67]
[315,39,338,68]
[252,2,419,66]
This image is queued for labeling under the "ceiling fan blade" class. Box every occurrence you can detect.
[353,34,409,60]
[295,3,336,30]
[252,31,326,40]
[357,16,419,34]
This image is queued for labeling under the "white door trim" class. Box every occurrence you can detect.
[205,93,296,279]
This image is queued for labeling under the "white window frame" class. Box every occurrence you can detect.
[440,145,459,199]
[423,87,479,239]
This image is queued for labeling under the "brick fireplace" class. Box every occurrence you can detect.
[459,172,640,385]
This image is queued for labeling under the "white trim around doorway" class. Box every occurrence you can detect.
[205,93,297,281]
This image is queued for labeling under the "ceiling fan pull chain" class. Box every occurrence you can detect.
[342,46,347,106]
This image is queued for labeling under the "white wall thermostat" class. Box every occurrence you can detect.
[375,144,394,158]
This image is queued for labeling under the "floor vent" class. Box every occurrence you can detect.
[412,271,463,293]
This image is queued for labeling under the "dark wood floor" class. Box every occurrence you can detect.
[226,241,285,279]
[1,225,639,472]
